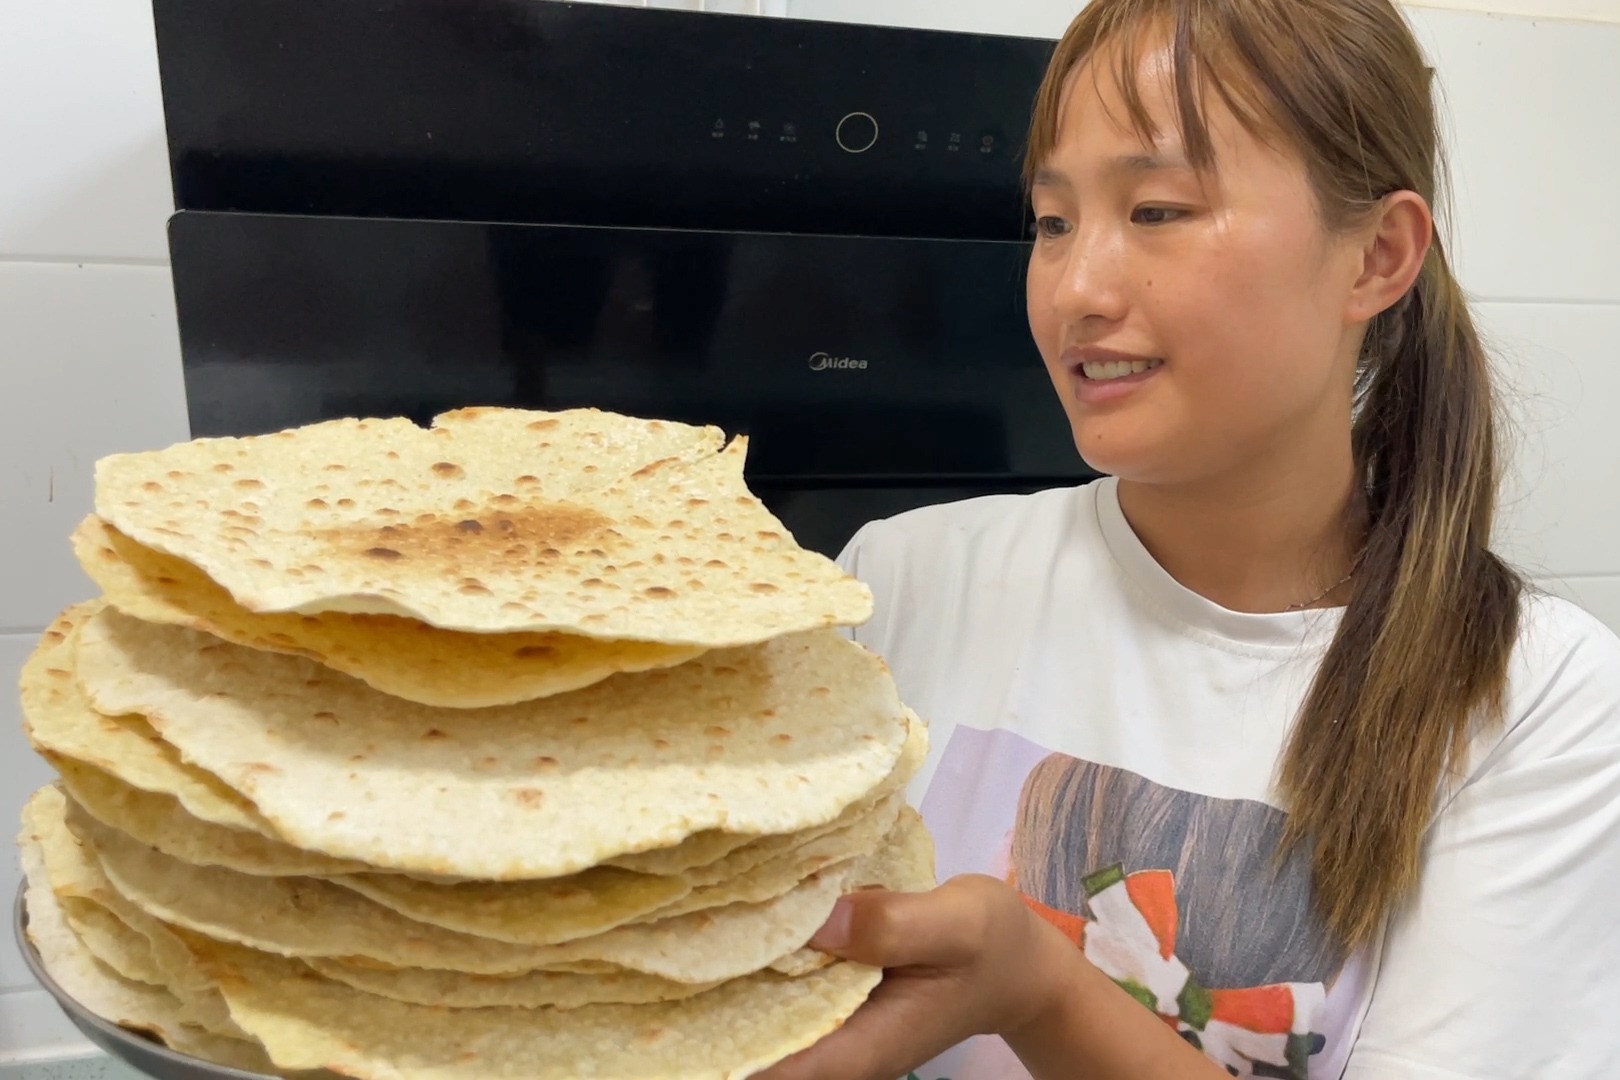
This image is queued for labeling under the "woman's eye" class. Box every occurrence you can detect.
[1132,206,1183,226]
[1033,215,1071,239]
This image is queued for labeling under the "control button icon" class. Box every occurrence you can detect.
[835,112,879,154]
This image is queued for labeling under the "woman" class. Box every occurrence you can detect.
[759,0,1620,1077]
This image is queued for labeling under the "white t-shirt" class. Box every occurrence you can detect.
[837,476,1620,1080]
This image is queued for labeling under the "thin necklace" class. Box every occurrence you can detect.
[1287,554,1363,612]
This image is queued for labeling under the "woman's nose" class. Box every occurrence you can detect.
[1049,229,1130,325]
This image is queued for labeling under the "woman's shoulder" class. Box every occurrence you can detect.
[1484,588,1620,764]
[1514,589,1620,691]
[835,484,1115,658]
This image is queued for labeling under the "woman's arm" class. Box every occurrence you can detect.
[758,875,1228,1080]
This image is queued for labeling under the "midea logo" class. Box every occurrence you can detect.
[808,351,868,372]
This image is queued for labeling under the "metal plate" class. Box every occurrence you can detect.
[12,882,276,1080]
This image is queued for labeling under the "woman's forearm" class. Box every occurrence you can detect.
[1003,928,1231,1080]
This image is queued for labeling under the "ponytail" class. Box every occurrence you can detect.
[1278,236,1522,948]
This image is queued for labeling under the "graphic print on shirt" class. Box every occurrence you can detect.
[916,725,1347,1080]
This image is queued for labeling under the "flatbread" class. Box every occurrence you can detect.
[74,514,704,708]
[179,931,883,1080]
[28,599,881,885]
[58,895,165,986]
[602,827,758,877]
[17,791,267,1070]
[81,805,836,983]
[329,864,694,949]
[20,602,265,834]
[21,862,180,1043]
[766,805,938,978]
[75,607,908,879]
[25,786,247,1040]
[75,806,933,985]
[331,786,904,948]
[605,706,926,877]
[92,407,872,643]
[159,1025,283,1076]
[631,794,902,924]
[770,949,838,977]
[56,755,368,877]
[302,957,723,1011]
[57,751,894,949]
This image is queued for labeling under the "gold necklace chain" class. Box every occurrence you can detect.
[1286,568,1355,611]
[1286,550,1365,612]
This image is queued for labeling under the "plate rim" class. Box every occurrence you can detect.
[12,878,278,1080]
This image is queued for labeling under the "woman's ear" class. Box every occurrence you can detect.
[1346,190,1433,323]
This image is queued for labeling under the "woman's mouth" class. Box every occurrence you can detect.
[1080,357,1165,382]
[1064,349,1165,405]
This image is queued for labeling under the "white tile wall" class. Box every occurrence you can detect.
[1484,302,1620,579]
[0,263,191,635]
[1407,9,1620,302]
[1540,576,1620,634]
[2,0,1618,1062]
[784,0,1620,31]
[0,0,171,263]
[1408,0,1620,20]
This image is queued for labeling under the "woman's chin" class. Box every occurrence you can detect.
[1070,431,1157,480]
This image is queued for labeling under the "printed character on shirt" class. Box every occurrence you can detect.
[1008,753,1342,1079]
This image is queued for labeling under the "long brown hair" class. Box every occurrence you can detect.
[1023,0,1522,948]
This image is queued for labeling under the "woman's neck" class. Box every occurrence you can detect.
[1115,452,1365,615]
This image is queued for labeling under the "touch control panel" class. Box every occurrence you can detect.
[153,0,1055,240]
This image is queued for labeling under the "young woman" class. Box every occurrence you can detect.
[759,1,1620,1077]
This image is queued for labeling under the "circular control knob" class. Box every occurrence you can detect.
[835,112,879,154]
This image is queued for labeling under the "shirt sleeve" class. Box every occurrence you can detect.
[1343,597,1620,1079]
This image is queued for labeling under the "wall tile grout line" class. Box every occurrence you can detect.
[0,256,170,269]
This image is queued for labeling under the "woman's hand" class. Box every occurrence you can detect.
[754,874,1070,1080]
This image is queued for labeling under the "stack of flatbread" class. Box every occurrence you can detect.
[16,407,933,1078]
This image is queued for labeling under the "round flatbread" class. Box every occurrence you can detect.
[71,805,933,985]
[179,931,883,1080]
[74,514,704,708]
[17,789,268,1069]
[75,607,908,880]
[92,407,871,643]
[55,755,367,877]
[301,957,723,1011]
[20,602,264,834]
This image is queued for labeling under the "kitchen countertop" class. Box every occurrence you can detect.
[0,1057,145,1080]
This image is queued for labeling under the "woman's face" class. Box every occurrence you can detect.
[1026,45,1368,487]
